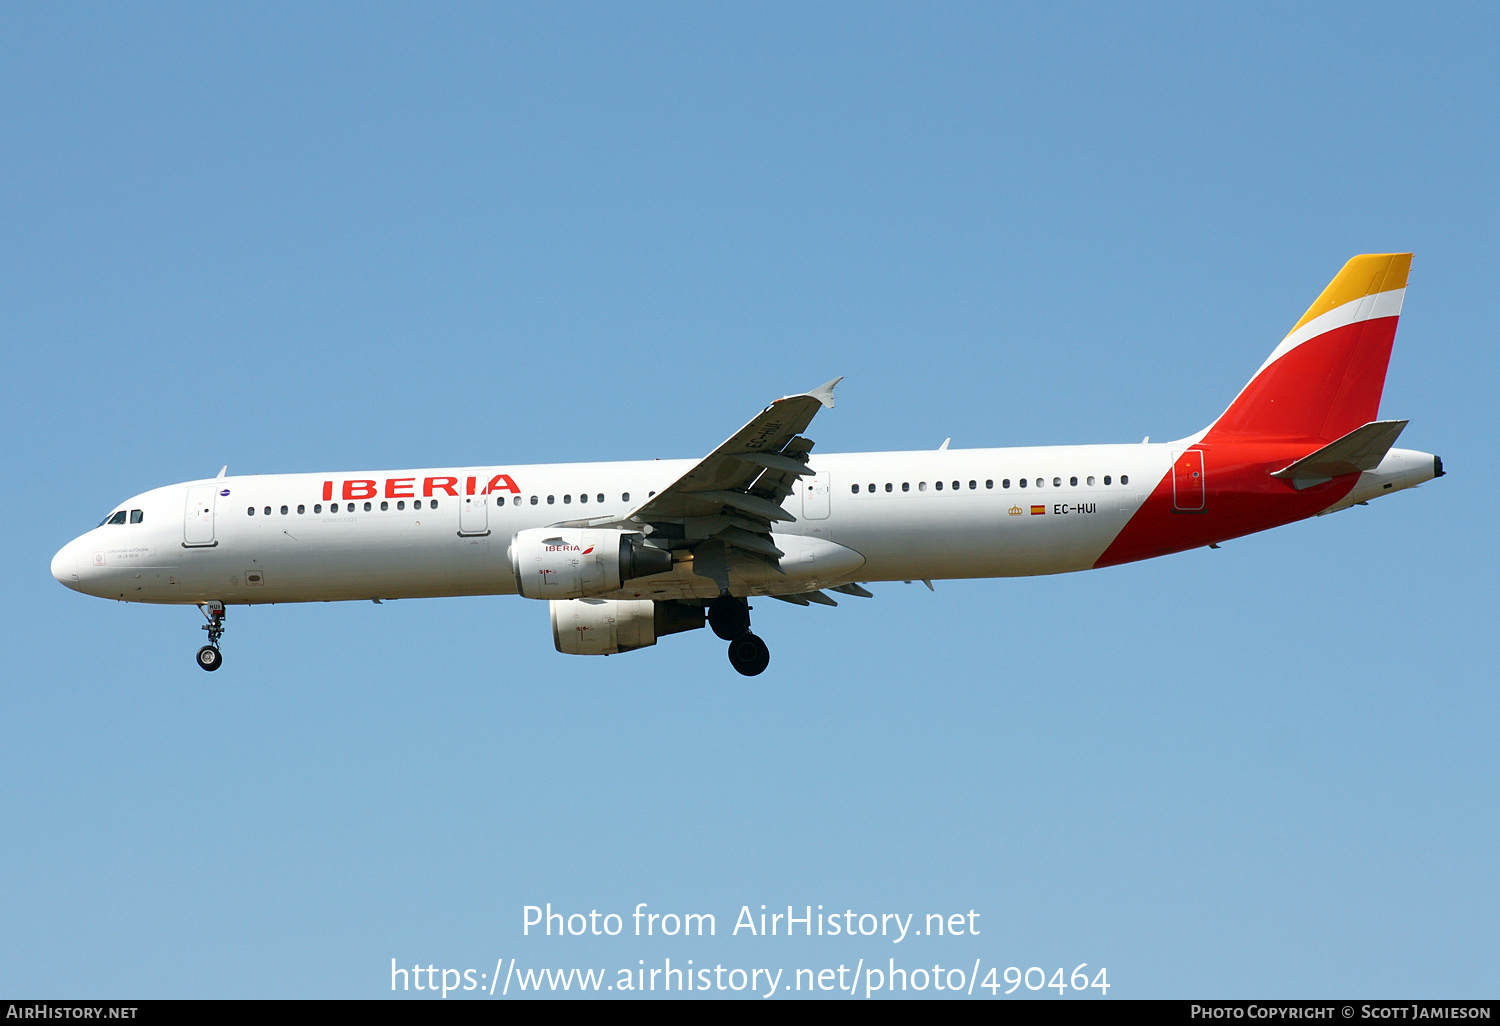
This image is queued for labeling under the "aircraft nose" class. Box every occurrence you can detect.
[51,540,81,589]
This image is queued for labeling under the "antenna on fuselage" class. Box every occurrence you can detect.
[216,466,227,478]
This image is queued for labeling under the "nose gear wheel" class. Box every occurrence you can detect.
[196,602,226,671]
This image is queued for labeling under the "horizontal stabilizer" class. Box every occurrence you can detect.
[1271,419,1408,489]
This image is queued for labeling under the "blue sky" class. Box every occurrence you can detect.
[2,2,1496,999]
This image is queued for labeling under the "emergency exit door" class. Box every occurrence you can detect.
[459,493,490,536]
[802,472,830,520]
[1172,450,1205,512]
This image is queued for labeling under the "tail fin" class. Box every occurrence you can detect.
[1203,254,1411,444]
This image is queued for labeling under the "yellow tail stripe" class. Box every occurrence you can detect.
[1286,253,1412,338]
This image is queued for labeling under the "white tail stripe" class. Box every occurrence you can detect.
[1253,288,1405,376]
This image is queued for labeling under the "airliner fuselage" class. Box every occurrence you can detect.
[50,255,1442,675]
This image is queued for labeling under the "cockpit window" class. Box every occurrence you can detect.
[130,510,144,524]
[106,511,128,525]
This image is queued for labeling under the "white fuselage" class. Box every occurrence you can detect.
[52,444,1176,606]
[48,442,1438,608]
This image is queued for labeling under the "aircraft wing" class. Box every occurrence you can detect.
[575,378,842,590]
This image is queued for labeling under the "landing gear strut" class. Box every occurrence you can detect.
[197,602,225,672]
[710,595,770,676]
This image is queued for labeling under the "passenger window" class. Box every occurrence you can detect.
[969,480,976,490]
[1070,477,1077,487]
[297,504,305,514]
[987,479,994,489]
[597,493,604,503]
[314,503,322,513]
[1020,479,1027,488]
[264,506,272,516]
[953,481,960,491]
[547,496,555,505]
[622,493,630,502]
[380,501,389,511]
[246,507,255,517]
[530,496,538,505]
[1053,477,1061,487]
[1121,475,1129,485]
[429,500,439,509]
[1086,476,1095,486]
[578,493,587,503]
[513,496,521,506]
[413,500,422,510]
[397,501,406,510]
[1103,476,1112,485]
[902,482,910,492]
[1001,479,1009,488]
[130,509,144,524]
[885,483,893,493]
[850,484,859,494]
[364,502,372,512]
[868,483,876,493]
[281,505,289,515]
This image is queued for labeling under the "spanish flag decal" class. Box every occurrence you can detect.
[1031,505,1046,515]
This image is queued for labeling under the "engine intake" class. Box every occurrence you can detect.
[509,528,672,599]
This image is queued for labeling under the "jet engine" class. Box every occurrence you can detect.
[551,598,706,655]
[509,528,673,599]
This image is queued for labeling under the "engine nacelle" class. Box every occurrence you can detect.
[551,598,706,655]
[509,528,673,599]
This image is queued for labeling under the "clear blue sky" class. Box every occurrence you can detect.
[3,2,1496,999]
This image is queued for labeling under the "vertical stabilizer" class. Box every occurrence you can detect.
[1204,254,1411,444]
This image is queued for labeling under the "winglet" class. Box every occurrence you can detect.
[806,376,843,409]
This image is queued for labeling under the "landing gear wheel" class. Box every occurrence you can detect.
[708,595,751,640]
[197,602,226,672]
[727,632,770,677]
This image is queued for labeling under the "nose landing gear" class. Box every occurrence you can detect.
[196,602,225,672]
[710,595,770,676]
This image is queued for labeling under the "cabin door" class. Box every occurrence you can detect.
[1172,450,1206,512]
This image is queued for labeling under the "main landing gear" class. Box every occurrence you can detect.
[196,602,225,672]
[710,595,770,677]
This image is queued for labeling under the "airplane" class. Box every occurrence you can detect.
[51,254,1442,676]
